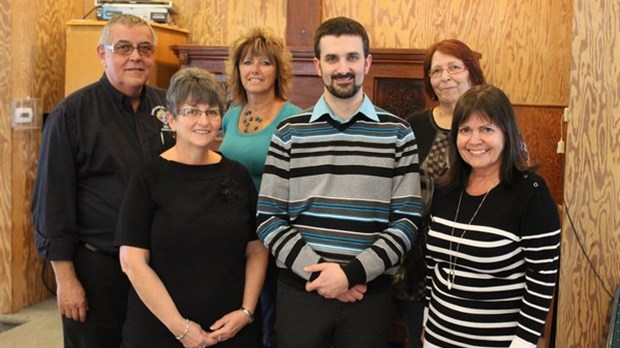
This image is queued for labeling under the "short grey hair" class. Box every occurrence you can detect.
[98,14,157,46]
[166,67,227,118]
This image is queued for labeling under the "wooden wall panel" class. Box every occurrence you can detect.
[170,0,227,44]
[0,0,13,314]
[173,0,288,45]
[9,0,37,312]
[558,0,620,347]
[0,0,85,314]
[514,106,565,204]
[323,0,572,106]
[10,131,47,311]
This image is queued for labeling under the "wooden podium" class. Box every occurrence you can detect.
[65,19,189,95]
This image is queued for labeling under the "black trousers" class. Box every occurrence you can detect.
[394,298,425,348]
[276,281,391,348]
[61,244,129,348]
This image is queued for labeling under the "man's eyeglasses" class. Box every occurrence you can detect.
[103,41,155,56]
[429,65,466,78]
[177,107,220,119]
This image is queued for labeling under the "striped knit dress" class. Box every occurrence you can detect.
[257,96,423,287]
[424,173,560,348]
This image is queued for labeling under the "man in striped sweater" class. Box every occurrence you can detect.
[256,17,423,348]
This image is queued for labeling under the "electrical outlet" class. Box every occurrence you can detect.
[11,97,42,130]
[14,107,34,123]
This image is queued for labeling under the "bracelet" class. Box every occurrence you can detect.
[175,318,190,340]
[240,306,254,323]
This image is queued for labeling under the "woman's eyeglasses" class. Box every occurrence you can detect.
[429,65,466,79]
[177,108,220,119]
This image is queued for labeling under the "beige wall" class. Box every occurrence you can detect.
[557,0,620,347]
[1,0,618,346]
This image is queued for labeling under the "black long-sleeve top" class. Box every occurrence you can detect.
[31,75,174,260]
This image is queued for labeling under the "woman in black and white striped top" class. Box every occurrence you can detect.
[424,85,560,348]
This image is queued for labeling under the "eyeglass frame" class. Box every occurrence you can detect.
[429,64,467,79]
[176,107,221,119]
[102,41,156,57]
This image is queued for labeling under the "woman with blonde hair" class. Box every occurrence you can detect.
[219,26,302,347]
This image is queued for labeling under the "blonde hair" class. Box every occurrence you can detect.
[226,26,293,105]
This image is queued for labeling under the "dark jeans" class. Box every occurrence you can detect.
[276,281,391,348]
[61,244,129,348]
[394,298,425,348]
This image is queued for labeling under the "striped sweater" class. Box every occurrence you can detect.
[424,173,560,348]
[256,95,423,288]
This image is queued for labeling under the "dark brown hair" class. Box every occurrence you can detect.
[440,85,535,191]
[313,17,370,58]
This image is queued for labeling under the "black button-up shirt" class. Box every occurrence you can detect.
[31,75,174,259]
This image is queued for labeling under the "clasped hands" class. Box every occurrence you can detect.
[178,310,250,348]
[304,262,367,302]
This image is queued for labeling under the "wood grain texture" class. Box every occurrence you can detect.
[10,130,47,311]
[174,0,288,45]
[322,0,572,106]
[513,106,565,204]
[558,0,620,346]
[286,0,322,46]
[0,0,84,314]
[0,0,14,314]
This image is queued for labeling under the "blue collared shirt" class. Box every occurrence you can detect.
[309,94,380,123]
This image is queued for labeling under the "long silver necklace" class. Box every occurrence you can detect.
[447,189,491,290]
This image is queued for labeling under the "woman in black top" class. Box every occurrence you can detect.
[116,67,268,348]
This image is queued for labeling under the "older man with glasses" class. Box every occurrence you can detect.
[31,14,174,348]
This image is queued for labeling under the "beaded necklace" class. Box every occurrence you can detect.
[241,109,264,133]
[241,100,278,133]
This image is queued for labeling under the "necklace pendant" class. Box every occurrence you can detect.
[448,269,455,290]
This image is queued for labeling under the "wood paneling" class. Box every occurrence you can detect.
[1,0,85,314]
[173,0,288,45]
[10,131,47,310]
[322,0,572,106]
[0,0,14,314]
[513,106,565,204]
[286,0,322,46]
[558,0,620,347]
